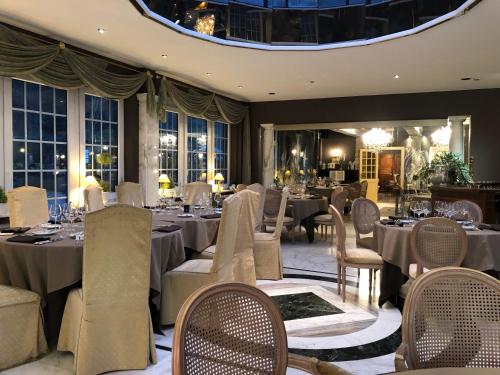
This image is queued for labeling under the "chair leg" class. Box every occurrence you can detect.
[357,268,360,278]
[342,266,347,302]
[337,263,341,295]
[330,224,335,244]
[368,269,373,303]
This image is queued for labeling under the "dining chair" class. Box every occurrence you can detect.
[395,267,500,371]
[0,285,47,370]
[172,282,352,375]
[263,188,295,240]
[351,198,380,250]
[408,217,467,279]
[452,200,483,223]
[360,180,368,198]
[254,188,289,280]
[183,181,212,205]
[235,183,248,192]
[83,185,105,212]
[247,182,266,230]
[7,186,49,227]
[161,193,243,325]
[332,204,383,302]
[314,188,349,243]
[57,205,157,374]
[116,181,144,207]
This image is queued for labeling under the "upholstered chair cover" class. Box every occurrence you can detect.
[247,183,266,229]
[172,282,352,375]
[57,205,157,374]
[452,199,483,223]
[263,188,295,239]
[395,267,500,371]
[254,189,289,280]
[0,285,47,370]
[116,181,144,207]
[351,198,380,250]
[235,183,248,192]
[7,186,49,228]
[314,189,348,243]
[83,185,105,212]
[332,205,382,302]
[161,194,243,324]
[183,182,212,205]
[408,217,467,279]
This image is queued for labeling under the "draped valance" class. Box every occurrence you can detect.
[0,23,251,183]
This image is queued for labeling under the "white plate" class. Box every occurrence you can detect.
[177,213,194,218]
[31,228,61,236]
[462,224,477,231]
[40,224,62,229]
[0,232,14,236]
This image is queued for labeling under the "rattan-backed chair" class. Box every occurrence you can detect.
[408,218,467,279]
[351,198,380,250]
[395,267,500,371]
[172,282,352,375]
[314,188,349,243]
[452,200,484,223]
[332,204,383,302]
[263,188,295,240]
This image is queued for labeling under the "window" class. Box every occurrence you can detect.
[159,111,179,186]
[84,94,119,192]
[11,79,68,208]
[186,116,208,183]
[214,122,229,181]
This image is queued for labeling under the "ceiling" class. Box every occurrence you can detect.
[0,0,499,102]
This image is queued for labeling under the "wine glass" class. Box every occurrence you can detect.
[421,201,432,218]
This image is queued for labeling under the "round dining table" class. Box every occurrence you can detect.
[0,215,187,343]
[373,221,500,306]
[287,195,329,242]
[397,368,498,374]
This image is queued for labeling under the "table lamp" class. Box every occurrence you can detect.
[84,175,99,187]
[159,174,170,197]
[214,173,224,192]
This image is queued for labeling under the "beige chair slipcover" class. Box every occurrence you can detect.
[116,181,144,207]
[57,205,157,374]
[7,186,49,228]
[247,183,266,230]
[161,194,243,324]
[83,185,105,212]
[183,182,212,205]
[351,198,380,250]
[254,189,289,280]
[0,285,47,370]
[235,183,248,192]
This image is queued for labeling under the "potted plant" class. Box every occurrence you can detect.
[421,152,473,186]
[96,152,116,204]
[0,187,7,217]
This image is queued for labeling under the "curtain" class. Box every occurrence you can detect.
[157,78,251,183]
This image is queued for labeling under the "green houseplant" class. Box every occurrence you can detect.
[0,187,8,217]
[421,152,473,186]
[96,152,113,192]
[0,187,6,204]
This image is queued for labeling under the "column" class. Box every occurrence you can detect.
[448,115,467,161]
[137,93,159,207]
[261,123,274,188]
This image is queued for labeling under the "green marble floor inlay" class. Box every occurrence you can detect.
[272,292,344,321]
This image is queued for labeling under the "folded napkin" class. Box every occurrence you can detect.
[308,195,323,200]
[380,219,396,226]
[388,216,410,221]
[7,235,51,244]
[155,225,182,233]
[200,213,221,219]
[478,223,500,231]
[1,227,30,234]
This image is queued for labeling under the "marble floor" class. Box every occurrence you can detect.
[3,207,400,375]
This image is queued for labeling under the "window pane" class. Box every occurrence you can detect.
[12,80,24,109]
[55,89,67,115]
[85,94,92,119]
[56,144,67,170]
[26,82,40,111]
[12,110,25,139]
[42,114,54,142]
[13,141,25,170]
[159,111,179,186]
[93,121,101,143]
[13,172,25,188]
[92,96,101,119]
[102,98,110,121]
[27,112,40,140]
[42,143,55,170]
[110,123,118,145]
[28,172,41,187]
[110,100,118,122]
[56,116,67,142]
[85,146,93,170]
[56,172,67,196]
[41,86,54,113]
[85,120,93,144]
[27,142,40,170]
[43,172,55,199]
[102,122,110,144]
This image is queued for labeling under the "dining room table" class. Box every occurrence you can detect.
[0,214,187,343]
[287,195,329,242]
[374,220,500,307]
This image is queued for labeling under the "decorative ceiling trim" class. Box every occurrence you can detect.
[130,0,481,52]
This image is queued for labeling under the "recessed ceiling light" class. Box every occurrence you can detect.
[309,80,315,84]
[268,92,276,95]
[394,74,400,79]
[237,85,243,89]
[97,28,105,34]
[175,20,180,24]
[161,54,167,59]
[206,72,212,77]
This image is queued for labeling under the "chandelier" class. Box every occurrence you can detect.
[195,14,215,36]
[362,128,393,151]
[431,125,451,146]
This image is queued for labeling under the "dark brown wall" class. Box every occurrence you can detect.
[250,89,500,181]
[320,131,357,164]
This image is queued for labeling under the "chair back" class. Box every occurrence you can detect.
[172,282,288,375]
[401,267,500,369]
[210,194,243,280]
[116,181,143,207]
[82,205,154,367]
[184,182,211,205]
[330,188,348,215]
[263,189,282,217]
[247,183,266,229]
[360,180,368,198]
[351,198,380,239]
[232,190,259,285]
[330,205,347,261]
[83,186,105,212]
[272,188,290,239]
[235,184,247,192]
[7,186,49,227]
[347,182,362,201]
[410,218,467,275]
[453,200,483,223]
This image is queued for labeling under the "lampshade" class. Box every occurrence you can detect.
[84,175,99,186]
[159,174,170,183]
[214,173,225,181]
